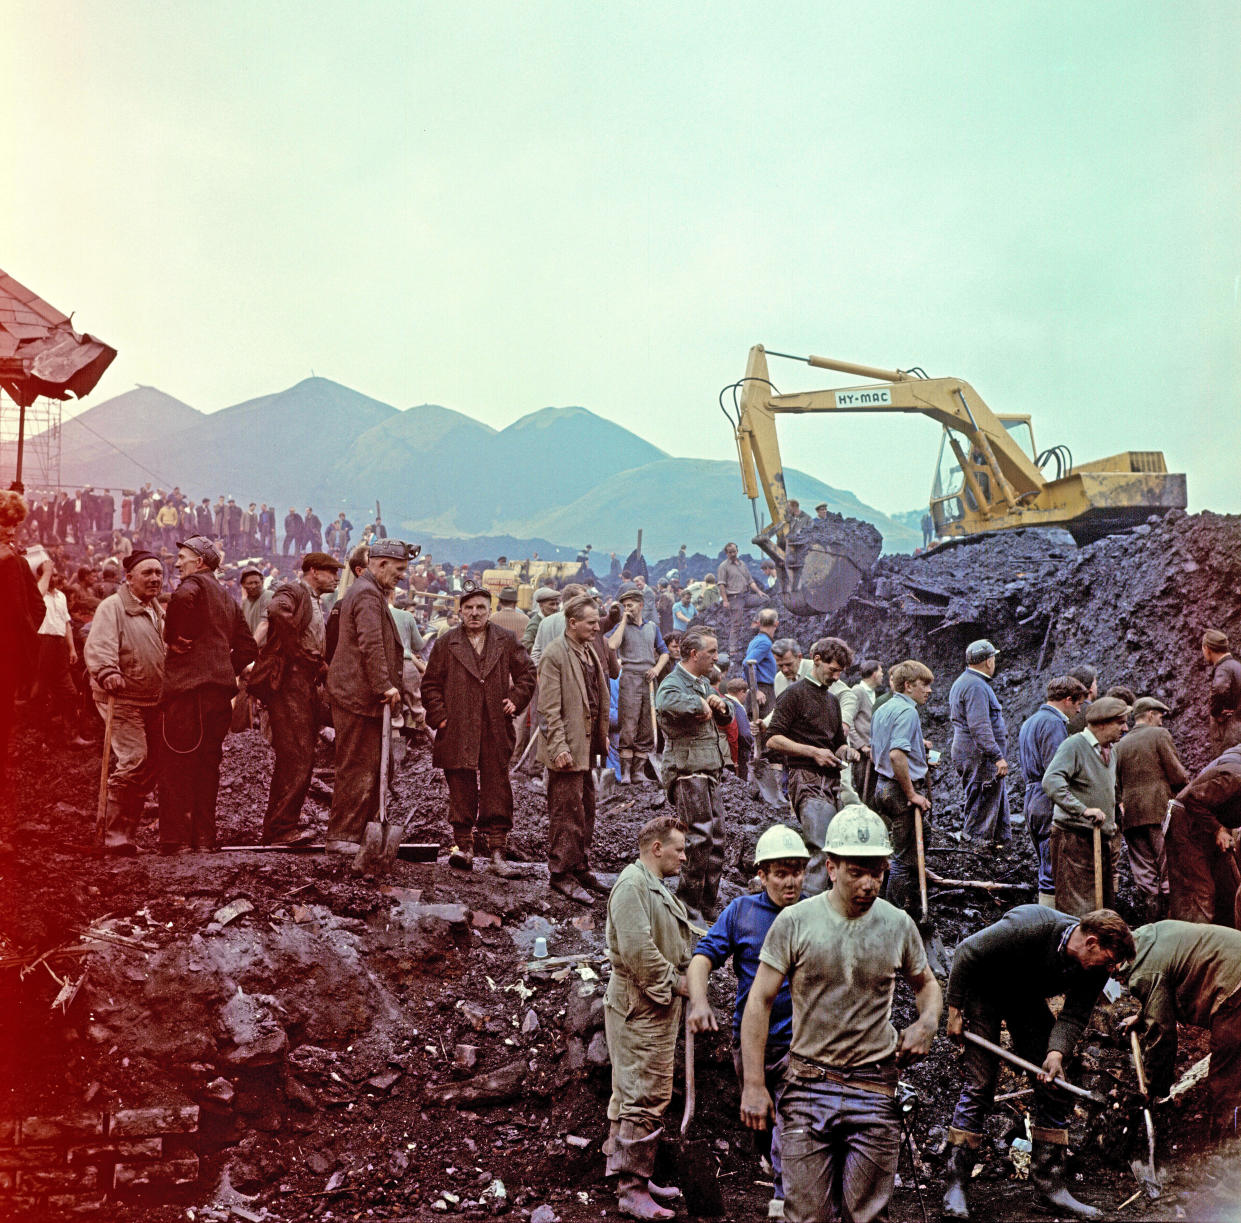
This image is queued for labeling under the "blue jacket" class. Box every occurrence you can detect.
[743,632,777,685]
[948,667,1007,762]
[1019,704,1068,821]
[694,891,795,1048]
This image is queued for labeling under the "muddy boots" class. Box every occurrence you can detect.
[673,775,725,924]
[795,794,836,896]
[941,1142,978,1219]
[619,757,633,785]
[102,791,140,857]
[604,1121,676,1221]
[1030,1134,1100,1220]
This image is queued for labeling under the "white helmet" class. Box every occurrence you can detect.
[754,824,810,866]
[824,805,892,858]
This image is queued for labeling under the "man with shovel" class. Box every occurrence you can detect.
[1041,695,1130,917]
[325,539,405,855]
[603,814,695,1221]
[941,905,1134,1221]
[740,807,942,1223]
[84,550,166,855]
[765,637,859,897]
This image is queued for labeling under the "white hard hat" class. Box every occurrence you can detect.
[754,825,810,866]
[824,805,892,858]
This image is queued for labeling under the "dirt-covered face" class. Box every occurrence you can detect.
[759,860,806,907]
[826,856,888,917]
[241,575,263,599]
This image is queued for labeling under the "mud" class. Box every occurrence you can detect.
[4,510,1241,1221]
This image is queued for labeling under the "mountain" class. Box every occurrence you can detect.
[514,457,920,556]
[13,379,921,554]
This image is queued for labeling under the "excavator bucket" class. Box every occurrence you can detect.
[758,514,883,618]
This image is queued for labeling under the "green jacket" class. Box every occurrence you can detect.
[605,860,694,1009]
[1129,920,1241,1097]
[654,663,732,786]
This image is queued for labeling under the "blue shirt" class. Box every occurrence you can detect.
[743,632,777,685]
[948,667,1007,760]
[673,602,695,631]
[870,692,928,780]
[694,891,795,1047]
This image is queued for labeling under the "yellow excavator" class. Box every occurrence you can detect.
[727,344,1187,617]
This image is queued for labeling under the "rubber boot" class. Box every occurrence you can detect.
[103,793,138,856]
[616,1175,674,1220]
[646,1180,681,1204]
[619,757,633,785]
[609,1123,673,1221]
[941,1143,977,1220]
[1031,1136,1100,1219]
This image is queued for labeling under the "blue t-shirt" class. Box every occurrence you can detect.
[870,691,928,780]
[743,633,777,685]
[694,890,796,1048]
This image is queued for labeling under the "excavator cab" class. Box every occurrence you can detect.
[931,415,1036,531]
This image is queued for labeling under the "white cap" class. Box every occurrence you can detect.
[824,805,892,858]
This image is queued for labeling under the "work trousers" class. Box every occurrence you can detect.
[873,777,930,915]
[97,698,159,850]
[779,1070,901,1223]
[264,665,318,840]
[723,594,761,659]
[604,985,681,1127]
[445,753,514,853]
[1209,991,1241,1131]
[1209,715,1241,759]
[326,704,383,844]
[671,772,726,918]
[617,668,654,756]
[954,750,1009,849]
[283,533,300,555]
[1165,802,1238,926]
[1123,825,1168,903]
[1050,823,1119,917]
[733,1044,790,1202]
[158,686,234,849]
[949,997,1071,1138]
[788,769,841,897]
[1024,792,1056,895]
[30,635,80,725]
[546,768,596,881]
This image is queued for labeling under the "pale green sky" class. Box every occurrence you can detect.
[5,1,1239,515]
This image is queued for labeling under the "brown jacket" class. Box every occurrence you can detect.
[326,569,403,717]
[422,623,536,769]
[1114,724,1189,829]
[536,634,609,771]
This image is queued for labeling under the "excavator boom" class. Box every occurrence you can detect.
[731,345,1186,615]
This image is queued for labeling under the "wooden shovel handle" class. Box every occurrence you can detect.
[681,1010,695,1138]
[94,695,116,846]
[1092,825,1104,910]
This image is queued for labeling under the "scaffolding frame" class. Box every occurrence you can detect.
[0,388,62,493]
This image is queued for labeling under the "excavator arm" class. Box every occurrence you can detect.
[730,343,1186,614]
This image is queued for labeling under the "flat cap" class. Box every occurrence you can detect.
[369,538,408,560]
[301,551,343,572]
[176,536,220,569]
[965,639,998,664]
[1203,629,1230,652]
[534,586,560,604]
[617,582,643,602]
[498,586,518,602]
[239,566,263,581]
[815,502,828,511]
[1085,696,1130,724]
[1132,696,1170,717]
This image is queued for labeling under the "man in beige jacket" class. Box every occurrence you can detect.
[603,815,695,1221]
[537,594,610,905]
[84,550,166,854]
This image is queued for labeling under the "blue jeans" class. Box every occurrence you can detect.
[778,1066,901,1223]
[950,998,1071,1137]
[734,1044,789,1201]
[1024,790,1055,892]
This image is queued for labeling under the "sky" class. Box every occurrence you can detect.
[4,1,1239,517]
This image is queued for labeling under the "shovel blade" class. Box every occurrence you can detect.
[379,822,406,865]
[352,822,386,874]
[678,1137,725,1217]
[918,920,949,978]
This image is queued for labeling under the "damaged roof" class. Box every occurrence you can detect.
[0,268,117,407]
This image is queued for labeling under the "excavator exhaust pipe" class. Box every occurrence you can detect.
[755,515,883,618]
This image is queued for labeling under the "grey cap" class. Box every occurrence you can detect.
[534,586,560,605]
[617,582,642,602]
[1131,696,1170,717]
[965,639,999,664]
[1085,696,1131,724]
[369,539,408,560]
[176,536,220,569]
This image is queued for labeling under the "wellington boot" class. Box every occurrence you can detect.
[488,848,520,879]
[1031,1141,1100,1219]
[619,758,633,785]
[941,1144,977,1220]
[616,1175,674,1221]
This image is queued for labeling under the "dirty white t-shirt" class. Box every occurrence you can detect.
[759,893,925,1068]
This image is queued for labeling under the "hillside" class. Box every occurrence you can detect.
[15,381,921,553]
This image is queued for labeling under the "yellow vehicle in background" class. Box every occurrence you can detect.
[727,344,1187,616]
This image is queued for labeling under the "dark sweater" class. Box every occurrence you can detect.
[766,677,845,777]
[945,905,1109,1055]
